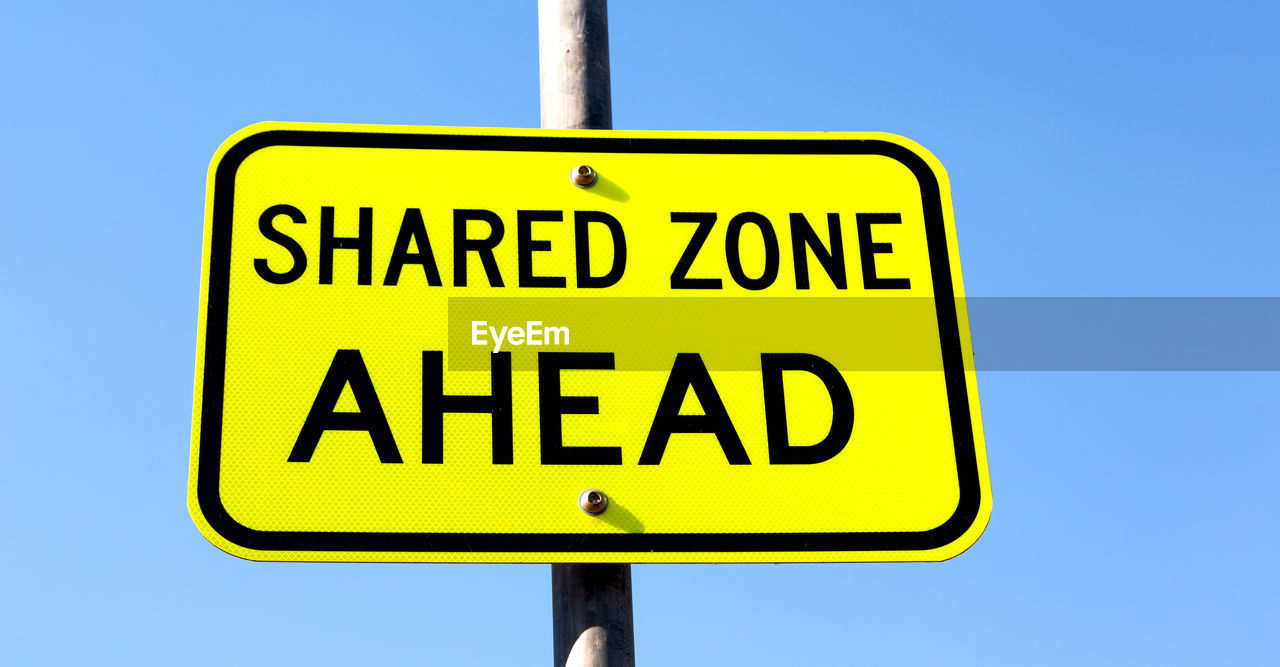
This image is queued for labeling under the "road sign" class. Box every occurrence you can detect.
[188,123,991,562]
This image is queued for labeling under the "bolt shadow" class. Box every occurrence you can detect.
[600,497,645,533]
[588,175,630,203]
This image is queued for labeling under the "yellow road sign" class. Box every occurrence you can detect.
[188,123,991,562]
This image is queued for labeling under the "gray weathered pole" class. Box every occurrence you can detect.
[539,0,612,130]
[539,2,634,667]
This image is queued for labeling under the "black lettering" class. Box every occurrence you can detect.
[639,353,749,465]
[669,212,722,289]
[319,206,373,285]
[422,351,513,464]
[724,212,780,290]
[383,208,442,286]
[538,352,621,465]
[288,350,401,463]
[517,210,567,288]
[254,204,308,284]
[453,209,505,287]
[790,213,847,289]
[574,211,627,288]
[856,213,911,289]
[762,353,854,464]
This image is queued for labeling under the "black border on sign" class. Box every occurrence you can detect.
[197,129,980,554]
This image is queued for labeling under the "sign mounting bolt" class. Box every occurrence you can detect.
[578,488,608,515]
[571,164,598,187]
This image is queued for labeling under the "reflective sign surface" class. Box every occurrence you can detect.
[189,123,990,562]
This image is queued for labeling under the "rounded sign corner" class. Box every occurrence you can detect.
[864,132,951,181]
[187,496,249,561]
[208,122,284,169]
[187,481,274,562]
[206,123,303,190]
[930,492,993,562]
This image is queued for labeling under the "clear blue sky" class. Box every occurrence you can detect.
[2,1,1277,664]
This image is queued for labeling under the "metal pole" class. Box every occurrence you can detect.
[539,0,612,130]
[551,563,635,667]
[539,2,633,666]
